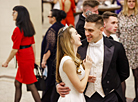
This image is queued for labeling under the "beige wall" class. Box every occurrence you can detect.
[0,0,42,67]
[20,0,43,64]
[0,0,19,67]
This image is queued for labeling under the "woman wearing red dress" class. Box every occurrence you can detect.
[59,0,76,26]
[2,6,41,102]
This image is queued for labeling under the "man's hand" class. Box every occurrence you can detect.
[88,75,96,83]
[56,82,71,97]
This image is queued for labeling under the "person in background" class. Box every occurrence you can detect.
[75,0,78,5]
[56,25,93,102]
[57,14,129,102]
[59,0,76,26]
[53,0,60,9]
[76,0,83,12]
[102,11,119,41]
[2,5,41,102]
[103,11,130,102]
[116,0,138,101]
[76,0,99,40]
[40,9,66,102]
[115,0,124,14]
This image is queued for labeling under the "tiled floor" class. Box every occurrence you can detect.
[0,67,42,102]
[0,66,135,102]
[0,78,42,102]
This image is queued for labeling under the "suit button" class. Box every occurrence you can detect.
[107,81,109,83]
[106,88,108,91]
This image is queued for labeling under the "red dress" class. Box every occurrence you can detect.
[12,27,37,84]
[61,0,76,26]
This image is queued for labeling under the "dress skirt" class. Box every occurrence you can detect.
[15,47,37,84]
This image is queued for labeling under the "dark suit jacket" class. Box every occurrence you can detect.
[76,14,86,40]
[78,37,129,102]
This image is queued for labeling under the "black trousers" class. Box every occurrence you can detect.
[85,91,119,102]
[41,85,59,102]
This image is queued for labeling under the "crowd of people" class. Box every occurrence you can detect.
[1,0,138,102]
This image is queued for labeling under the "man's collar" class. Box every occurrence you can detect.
[82,13,86,18]
[102,31,107,37]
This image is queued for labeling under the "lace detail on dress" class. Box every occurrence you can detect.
[45,28,56,53]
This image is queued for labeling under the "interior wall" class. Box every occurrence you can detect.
[19,0,43,64]
[0,0,42,67]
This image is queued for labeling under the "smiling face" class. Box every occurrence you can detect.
[69,28,82,47]
[12,10,18,21]
[127,0,136,10]
[84,22,103,43]
[104,16,118,34]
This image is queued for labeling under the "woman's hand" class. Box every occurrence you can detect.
[41,61,46,68]
[2,62,8,67]
[88,75,96,83]
[2,49,18,68]
[41,50,51,68]
[83,55,93,70]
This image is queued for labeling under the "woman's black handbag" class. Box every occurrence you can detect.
[27,64,47,91]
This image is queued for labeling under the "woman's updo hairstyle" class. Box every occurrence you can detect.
[51,9,66,22]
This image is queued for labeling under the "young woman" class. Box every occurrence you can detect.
[2,6,41,102]
[56,26,92,102]
[59,0,76,26]
[40,9,66,102]
[116,0,138,101]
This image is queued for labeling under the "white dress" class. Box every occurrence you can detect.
[58,56,86,102]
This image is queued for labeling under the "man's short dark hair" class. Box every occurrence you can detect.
[102,11,117,20]
[85,14,104,28]
[83,0,100,8]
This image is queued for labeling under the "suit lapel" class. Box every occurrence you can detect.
[102,37,115,80]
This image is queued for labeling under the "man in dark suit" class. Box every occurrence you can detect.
[102,11,126,101]
[57,14,129,102]
[102,11,118,40]
[78,14,129,102]
[76,0,99,40]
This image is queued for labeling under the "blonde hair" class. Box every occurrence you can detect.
[122,0,138,15]
[56,26,82,83]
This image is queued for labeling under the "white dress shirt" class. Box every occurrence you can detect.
[85,38,105,98]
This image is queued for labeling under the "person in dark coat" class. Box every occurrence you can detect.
[76,0,99,40]
[40,9,66,102]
